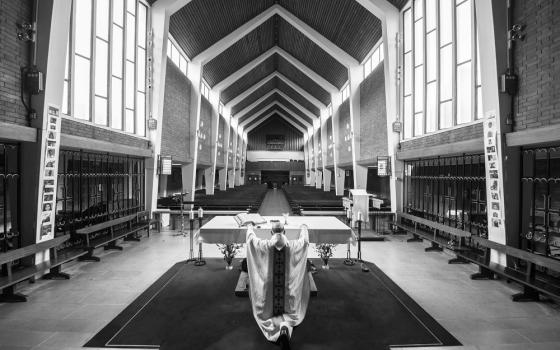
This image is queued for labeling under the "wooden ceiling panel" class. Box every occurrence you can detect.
[278,0,381,62]
[245,109,306,132]
[238,94,278,125]
[203,17,276,87]
[276,79,320,116]
[170,0,275,59]
[277,56,331,106]
[274,94,313,125]
[273,106,307,130]
[231,77,278,116]
[278,18,348,89]
[220,54,277,105]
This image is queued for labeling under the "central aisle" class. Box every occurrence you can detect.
[258,188,292,215]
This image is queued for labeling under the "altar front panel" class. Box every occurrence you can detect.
[198,216,354,244]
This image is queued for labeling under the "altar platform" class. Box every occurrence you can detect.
[197,216,355,244]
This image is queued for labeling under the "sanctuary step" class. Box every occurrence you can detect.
[235,271,318,297]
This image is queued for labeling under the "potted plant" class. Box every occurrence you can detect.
[315,243,336,269]
[217,243,243,270]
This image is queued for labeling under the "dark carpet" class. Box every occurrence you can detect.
[85,258,460,349]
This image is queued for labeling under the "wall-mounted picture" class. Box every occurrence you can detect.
[47,148,56,158]
[43,194,53,202]
[41,224,52,236]
[43,186,54,193]
[492,218,501,228]
[44,179,54,186]
[47,141,56,147]
[49,124,56,130]
[50,117,57,124]
[487,154,497,161]
[490,180,498,191]
[486,146,496,153]
[493,212,499,218]
[491,192,499,200]
[489,162,496,169]
[491,202,500,210]
[43,203,52,211]
[47,131,56,140]
[45,169,54,177]
[489,170,499,179]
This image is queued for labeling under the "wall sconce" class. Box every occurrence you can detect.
[147,117,157,130]
[17,22,35,42]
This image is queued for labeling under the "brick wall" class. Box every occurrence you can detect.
[513,0,560,131]
[326,118,333,166]
[337,100,352,164]
[161,58,192,163]
[399,122,483,152]
[198,96,213,164]
[61,119,149,149]
[360,65,387,160]
[0,0,32,126]
[216,115,226,166]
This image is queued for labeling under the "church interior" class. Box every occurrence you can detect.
[1,0,560,349]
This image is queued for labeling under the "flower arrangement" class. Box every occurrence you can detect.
[315,243,336,268]
[217,243,243,269]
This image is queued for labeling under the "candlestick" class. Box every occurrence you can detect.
[198,207,203,218]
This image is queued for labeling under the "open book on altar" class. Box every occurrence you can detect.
[234,213,267,227]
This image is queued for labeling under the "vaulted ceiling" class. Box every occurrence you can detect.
[164,0,405,130]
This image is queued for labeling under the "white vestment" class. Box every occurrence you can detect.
[246,225,310,341]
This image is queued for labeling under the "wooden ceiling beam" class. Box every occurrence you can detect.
[226,71,326,109]
[214,46,338,94]
[191,4,281,65]
[243,109,308,135]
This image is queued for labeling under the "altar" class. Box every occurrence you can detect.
[196,216,355,244]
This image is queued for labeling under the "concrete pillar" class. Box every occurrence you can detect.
[182,163,194,196]
[331,93,344,196]
[20,0,71,255]
[348,64,364,189]
[206,93,220,195]
[186,63,202,203]
[158,175,168,197]
[476,0,519,265]
[219,168,227,191]
[146,3,170,212]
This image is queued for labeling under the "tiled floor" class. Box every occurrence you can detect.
[1,223,560,349]
[258,189,292,216]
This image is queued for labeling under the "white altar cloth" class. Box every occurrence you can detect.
[197,216,354,244]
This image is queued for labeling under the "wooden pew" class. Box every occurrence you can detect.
[0,234,82,302]
[394,211,472,263]
[75,211,150,261]
[458,236,560,301]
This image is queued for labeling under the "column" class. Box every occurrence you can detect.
[20,0,71,254]
[476,0,519,265]
[183,62,202,202]
[348,64,368,189]
[146,3,170,212]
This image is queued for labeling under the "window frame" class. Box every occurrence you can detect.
[65,0,150,137]
[400,0,481,141]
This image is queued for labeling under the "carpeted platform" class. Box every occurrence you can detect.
[85,258,460,349]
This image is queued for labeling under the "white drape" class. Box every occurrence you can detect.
[246,225,310,341]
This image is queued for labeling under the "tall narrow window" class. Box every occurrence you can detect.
[402,0,480,139]
[66,0,148,136]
